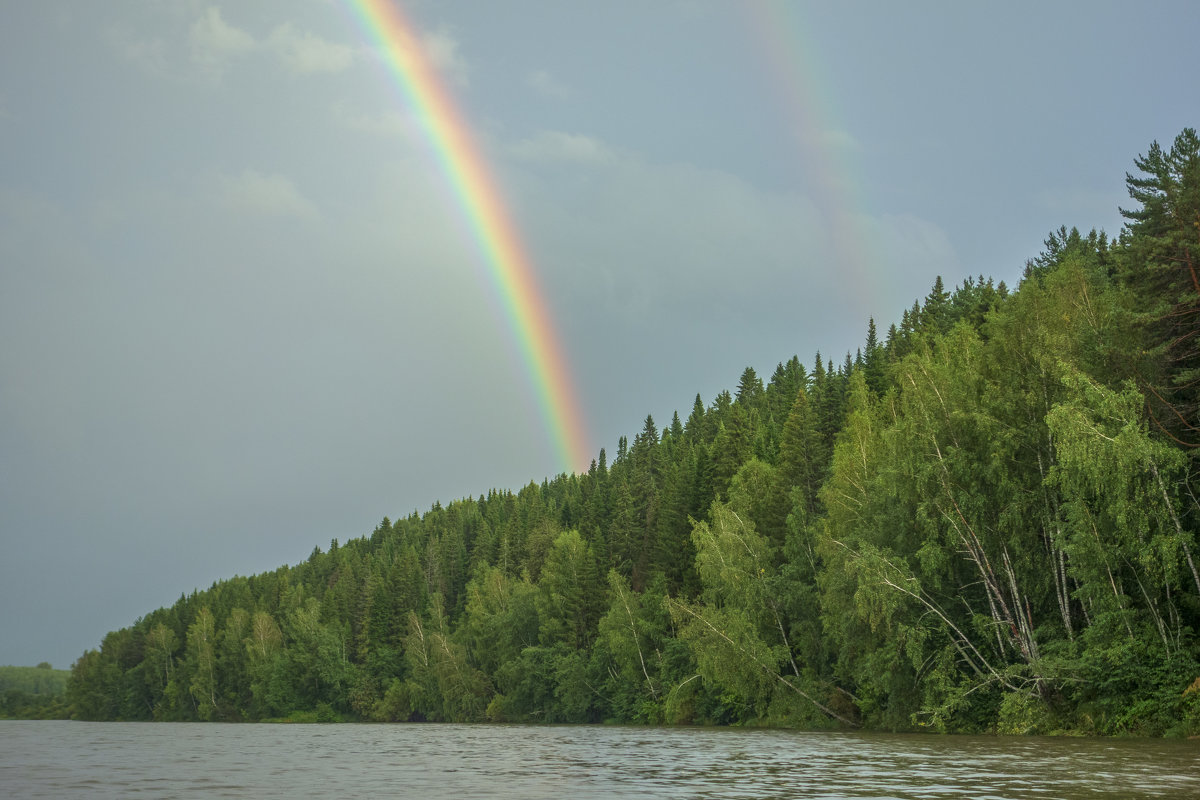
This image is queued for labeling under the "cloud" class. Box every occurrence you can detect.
[185,8,357,79]
[510,130,614,164]
[500,136,963,362]
[335,105,419,140]
[526,70,571,99]
[106,7,457,87]
[216,170,318,219]
[266,22,355,75]
[189,6,255,77]
[104,24,172,77]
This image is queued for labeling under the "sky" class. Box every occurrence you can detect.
[1,0,1197,670]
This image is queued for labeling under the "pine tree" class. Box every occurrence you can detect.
[863,317,886,395]
[1118,128,1200,448]
[630,415,662,587]
[685,394,706,442]
[922,275,950,335]
[776,385,824,520]
[736,366,765,409]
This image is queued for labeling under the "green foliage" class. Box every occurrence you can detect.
[0,664,69,695]
[595,571,666,722]
[60,131,1200,736]
[0,665,71,719]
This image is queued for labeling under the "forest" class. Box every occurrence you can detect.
[66,130,1200,735]
[0,664,70,719]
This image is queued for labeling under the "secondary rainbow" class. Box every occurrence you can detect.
[742,2,881,322]
[344,0,590,474]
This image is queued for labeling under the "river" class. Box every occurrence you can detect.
[1,720,1197,798]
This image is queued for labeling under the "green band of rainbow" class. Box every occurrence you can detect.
[345,0,590,475]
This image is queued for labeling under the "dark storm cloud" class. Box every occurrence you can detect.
[1,0,1197,668]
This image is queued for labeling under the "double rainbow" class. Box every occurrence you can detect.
[345,0,590,475]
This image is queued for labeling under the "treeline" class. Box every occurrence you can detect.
[68,131,1200,735]
[1,664,70,719]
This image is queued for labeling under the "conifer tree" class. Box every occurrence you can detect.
[862,317,886,395]
[922,275,950,334]
[1118,128,1200,448]
[776,385,824,521]
[736,366,765,409]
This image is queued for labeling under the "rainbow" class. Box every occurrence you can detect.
[741,2,880,322]
[343,0,590,475]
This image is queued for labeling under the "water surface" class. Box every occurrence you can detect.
[2,721,1197,799]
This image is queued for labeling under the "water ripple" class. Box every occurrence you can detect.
[1,721,1198,799]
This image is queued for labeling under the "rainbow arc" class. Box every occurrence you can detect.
[345,0,591,475]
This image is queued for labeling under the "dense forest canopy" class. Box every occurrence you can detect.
[66,131,1200,735]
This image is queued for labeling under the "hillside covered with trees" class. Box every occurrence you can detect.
[67,131,1200,735]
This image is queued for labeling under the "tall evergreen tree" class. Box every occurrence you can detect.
[862,317,886,395]
[1118,128,1200,448]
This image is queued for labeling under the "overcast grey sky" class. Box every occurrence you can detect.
[2,1,1196,669]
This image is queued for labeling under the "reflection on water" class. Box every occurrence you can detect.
[1,720,1197,799]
